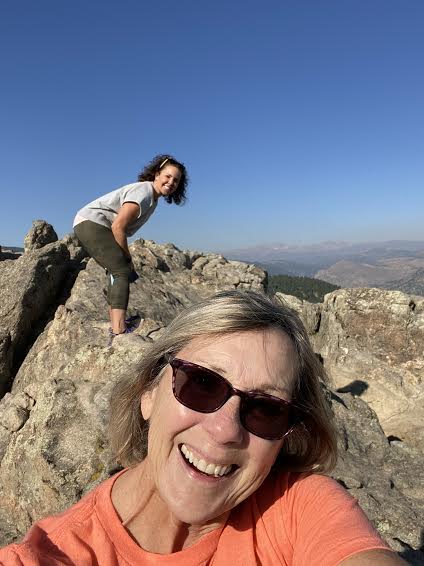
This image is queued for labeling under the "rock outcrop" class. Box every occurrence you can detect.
[0,242,72,395]
[0,222,423,563]
[67,239,266,325]
[23,220,58,252]
[330,389,424,561]
[276,289,424,450]
[0,306,154,541]
[0,227,267,543]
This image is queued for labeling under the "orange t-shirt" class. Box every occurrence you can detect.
[0,469,390,565]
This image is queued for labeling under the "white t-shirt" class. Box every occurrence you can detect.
[73,182,157,237]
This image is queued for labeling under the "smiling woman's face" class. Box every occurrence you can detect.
[140,328,297,525]
[152,164,181,199]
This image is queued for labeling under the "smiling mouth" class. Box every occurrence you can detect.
[179,444,237,478]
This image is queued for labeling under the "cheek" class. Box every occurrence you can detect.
[147,388,203,441]
[249,438,283,474]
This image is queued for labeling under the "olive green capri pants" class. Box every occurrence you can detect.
[74,220,131,310]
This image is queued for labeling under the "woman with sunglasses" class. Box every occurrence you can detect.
[0,291,405,565]
[73,154,188,338]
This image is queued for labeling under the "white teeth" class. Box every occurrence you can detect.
[180,444,233,477]
[205,463,215,475]
[197,459,207,473]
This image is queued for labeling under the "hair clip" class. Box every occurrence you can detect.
[159,158,169,169]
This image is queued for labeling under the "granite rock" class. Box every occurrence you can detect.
[24,220,58,252]
[0,234,422,561]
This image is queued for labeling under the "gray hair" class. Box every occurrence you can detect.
[109,289,337,472]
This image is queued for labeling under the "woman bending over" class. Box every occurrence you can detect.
[73,154,188,337]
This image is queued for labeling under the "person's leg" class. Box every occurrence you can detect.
[108,306,141,333]
[74,221,131,333]
[110,308,126,334]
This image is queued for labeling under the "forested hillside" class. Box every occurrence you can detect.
[269,274,339,302]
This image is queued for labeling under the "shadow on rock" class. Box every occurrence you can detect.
[336,380,369,397]
[397,529,424,566]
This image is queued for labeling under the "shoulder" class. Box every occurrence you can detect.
[251,471,391,565]
[255,469,345,506]
[119,182,155,207]
[27,479,104,539]
[120,181,152,197]
[284,470,352,506]
[0,474,119,564]
[257,470,369,525]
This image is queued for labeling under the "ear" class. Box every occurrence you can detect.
[140,387,158,421]
[154,170,160,179]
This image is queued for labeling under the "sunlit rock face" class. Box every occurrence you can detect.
[0,241,71,395]
[277,288,424,449]
[23,220,58,252]
[0,224,422,564]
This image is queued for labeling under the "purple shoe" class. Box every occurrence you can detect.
[108,315,140,335]
[125,315,141,325]
[108,323,137,346]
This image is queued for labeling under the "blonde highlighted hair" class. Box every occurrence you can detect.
[109,290,337,473]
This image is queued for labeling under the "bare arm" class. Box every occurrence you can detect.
[339,549,408,565]
[111,202,140,260]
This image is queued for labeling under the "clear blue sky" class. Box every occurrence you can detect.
[1,0,423,252]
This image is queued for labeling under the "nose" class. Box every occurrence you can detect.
[202,395,245,445]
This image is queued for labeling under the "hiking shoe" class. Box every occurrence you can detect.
[125,314,141,326]
[108,323,138,346]
[108,324,137,335]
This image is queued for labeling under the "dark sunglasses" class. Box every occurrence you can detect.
[169,357,299,440]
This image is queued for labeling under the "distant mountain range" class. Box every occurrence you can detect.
[1,246,24,253]
[224,240,424,296]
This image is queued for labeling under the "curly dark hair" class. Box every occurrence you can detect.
[137,154,188,205]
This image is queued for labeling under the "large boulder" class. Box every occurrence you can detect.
[0,306,160,544]
[276,289,424,449]
[0,241,70,395]
[23,220,58,252]
[330,389,424,564]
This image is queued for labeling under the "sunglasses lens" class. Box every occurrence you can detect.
[173,363,230,412]
[171,359,296,440]
[242,396,290,440]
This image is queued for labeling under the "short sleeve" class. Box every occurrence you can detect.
[121,183,151,218]
[282,474,391,566]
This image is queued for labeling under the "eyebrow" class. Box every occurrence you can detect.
[200,361,291,397]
